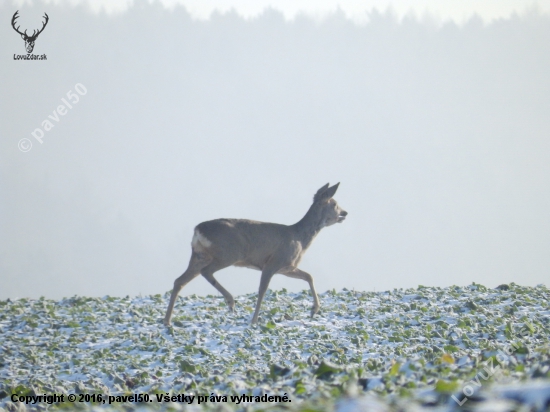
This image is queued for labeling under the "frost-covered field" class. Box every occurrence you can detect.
[1,284,549,411]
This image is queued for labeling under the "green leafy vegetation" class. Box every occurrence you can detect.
[0,283,549,411]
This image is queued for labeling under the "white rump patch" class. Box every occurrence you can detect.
[191,230,212,249]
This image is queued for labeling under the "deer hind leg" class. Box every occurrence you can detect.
[201,261,235,312]
[164,251,212,326]
[279,268,320,317]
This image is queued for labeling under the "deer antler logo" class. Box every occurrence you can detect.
[11,10,49,54]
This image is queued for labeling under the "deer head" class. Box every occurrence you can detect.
[311,182,347,228]
[12,11,49,54]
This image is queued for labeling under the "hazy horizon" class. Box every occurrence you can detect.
[6,0,550,23]
[1,1,549,300]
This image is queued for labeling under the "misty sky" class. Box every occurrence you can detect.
[11,0,550,22]
[1,1,549,300]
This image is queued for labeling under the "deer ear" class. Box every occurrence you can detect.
[322,182,340,200]
[313,183,330,202]
[313,182,340,202]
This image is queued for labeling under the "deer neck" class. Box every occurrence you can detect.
[292,204,325,249]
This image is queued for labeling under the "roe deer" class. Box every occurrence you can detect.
[164,183,347,325]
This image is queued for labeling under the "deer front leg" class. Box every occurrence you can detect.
[251,268,276,324]
[280,267,320,317]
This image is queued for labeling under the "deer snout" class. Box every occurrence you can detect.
[337,210,348,223]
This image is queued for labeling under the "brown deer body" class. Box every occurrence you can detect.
[164,183,347,325]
